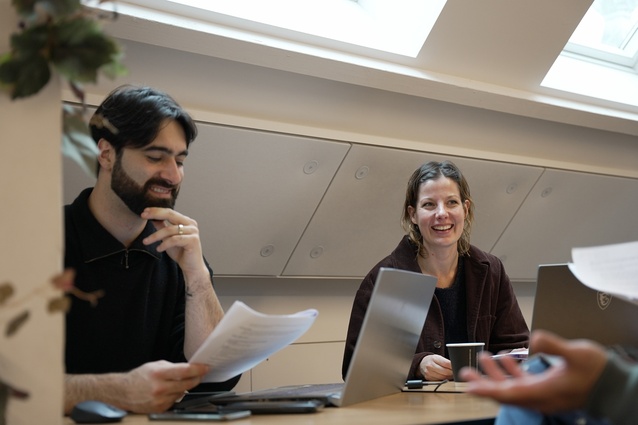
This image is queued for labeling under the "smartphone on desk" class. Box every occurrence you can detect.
[219,399,325,414]
[149,410,251,421]
[521,353,562,374]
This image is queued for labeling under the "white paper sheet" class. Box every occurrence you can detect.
[568,240,638,304]
[190,301,318,382]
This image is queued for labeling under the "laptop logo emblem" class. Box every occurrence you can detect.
[597,292,612,310]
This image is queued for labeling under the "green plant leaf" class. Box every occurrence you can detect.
[10,24,50,57]
[11,0,39,16]
[51,17,122,83]
[99,50,128,80]
[48,295,71,313]
[12,0,82,20]
[2,1,126,100]
[5,310,29,337]
[62,104,99,178]
[0,282,14,305]
[0,52,50,99]
[0,23,54,98]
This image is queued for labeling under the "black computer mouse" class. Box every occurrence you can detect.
[70,400,127,423]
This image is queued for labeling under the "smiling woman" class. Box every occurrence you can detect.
[342,160,529,383]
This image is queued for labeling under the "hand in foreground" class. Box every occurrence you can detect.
[419,354,453,381]
[119,360,210,413]
[459,330,608,413]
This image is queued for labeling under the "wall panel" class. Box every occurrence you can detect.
[493,169,638,280]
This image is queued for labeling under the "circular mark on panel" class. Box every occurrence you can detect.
[304,160,319,175]
[355,166,369,180]
[310,246,324,259]
[260,245,275,257]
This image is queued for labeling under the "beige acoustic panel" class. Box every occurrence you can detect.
[444,158,543,252]
[492,169,638,281]
[250,342,345,391]
[178,123,350,276]
[283,145,543,277]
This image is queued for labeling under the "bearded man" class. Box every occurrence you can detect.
[63,85,238,415]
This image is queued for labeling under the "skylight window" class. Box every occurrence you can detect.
[160,0,446,57]
[564,0,638,69]
[542,0,638,110]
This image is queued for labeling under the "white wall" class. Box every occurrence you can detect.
[0,1,64,423]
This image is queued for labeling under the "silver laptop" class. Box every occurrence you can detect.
[207,267,437,408]
[531,263,638,350]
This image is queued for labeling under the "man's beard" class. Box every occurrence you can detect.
[111,156,180,216]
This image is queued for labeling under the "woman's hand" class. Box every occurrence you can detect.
[419,354,453,381]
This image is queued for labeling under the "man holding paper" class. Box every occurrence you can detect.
[63,85,239,415]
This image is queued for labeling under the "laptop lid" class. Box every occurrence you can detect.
[334,267,436,406]
[531,264,638,350]
[204,267,436,408]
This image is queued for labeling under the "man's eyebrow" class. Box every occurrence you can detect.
[142,146,189,157]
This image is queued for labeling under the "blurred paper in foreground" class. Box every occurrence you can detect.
[569,241,638,305]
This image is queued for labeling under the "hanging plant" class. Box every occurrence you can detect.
[0,0,127,177]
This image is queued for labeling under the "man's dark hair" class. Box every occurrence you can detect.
[90,85,197,153]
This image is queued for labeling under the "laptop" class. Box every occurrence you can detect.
[190,267,437,409]
[530,263,638,351]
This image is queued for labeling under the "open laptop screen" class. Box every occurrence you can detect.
[531,264,638,350]
[184,267,437,409]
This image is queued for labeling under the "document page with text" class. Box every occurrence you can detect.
[190,301,318,382]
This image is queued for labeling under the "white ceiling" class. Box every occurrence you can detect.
[98,0,638,137]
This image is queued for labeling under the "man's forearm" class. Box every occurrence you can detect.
[184,269,224,359]
[64,373,126,414]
